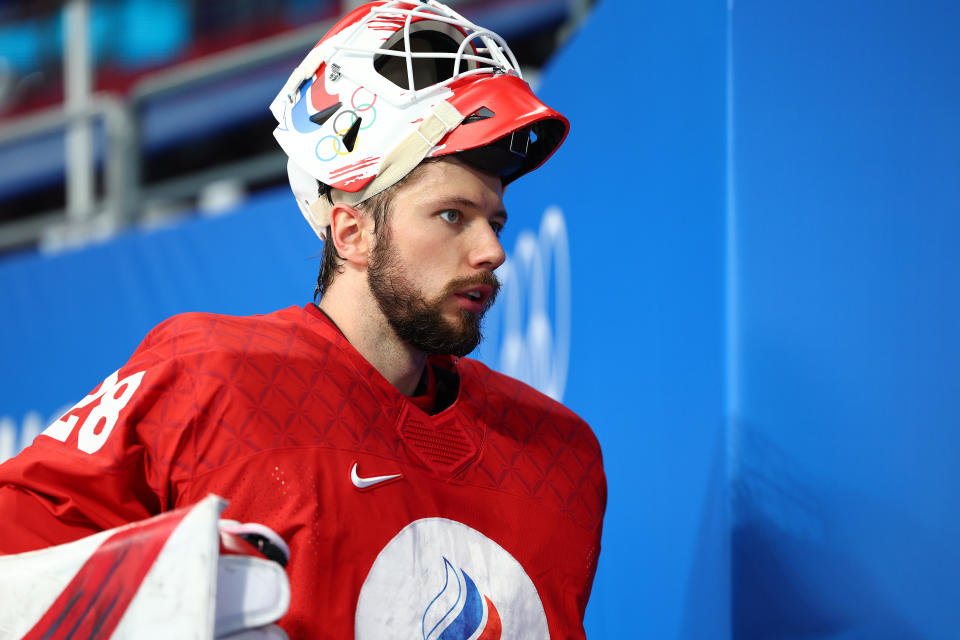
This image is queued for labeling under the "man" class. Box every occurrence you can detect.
[0,1,606,638]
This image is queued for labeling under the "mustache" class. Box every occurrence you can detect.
[441,271,501,308]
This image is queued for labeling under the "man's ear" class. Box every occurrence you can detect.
[329,203,372,267]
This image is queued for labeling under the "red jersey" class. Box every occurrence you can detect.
[0,304,606,639]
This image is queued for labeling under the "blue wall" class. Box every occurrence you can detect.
[3,1,960,638]
[731,2,960,638]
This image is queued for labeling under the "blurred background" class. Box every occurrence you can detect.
[2,0,960,638]
[0,0,587,252]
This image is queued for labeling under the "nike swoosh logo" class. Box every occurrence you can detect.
[351,462,403,490]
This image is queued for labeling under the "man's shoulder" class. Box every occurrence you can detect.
[458,358,606,528]
[146,305,299,335]
[134,305,333,362]
[459,358,575,411]
[459,358,596,439]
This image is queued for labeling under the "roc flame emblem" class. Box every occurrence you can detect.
[422,557,502,640]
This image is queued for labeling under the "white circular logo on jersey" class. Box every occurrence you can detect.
[355,518,548,639]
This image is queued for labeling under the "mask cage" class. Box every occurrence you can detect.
[332,0,523,104]
[374,22,485,91]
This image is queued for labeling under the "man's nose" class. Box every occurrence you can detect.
[468,223,506,271]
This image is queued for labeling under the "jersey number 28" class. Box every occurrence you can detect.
[41,370,146,454]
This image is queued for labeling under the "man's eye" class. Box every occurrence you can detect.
[439,210,460,223]
[490,221,504,236]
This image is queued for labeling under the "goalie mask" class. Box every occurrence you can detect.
[270,0,569,239]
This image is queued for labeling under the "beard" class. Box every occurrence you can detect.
[367,232,500,357]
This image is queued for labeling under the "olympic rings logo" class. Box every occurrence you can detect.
[315,87,378,162]
[480,206,572,401]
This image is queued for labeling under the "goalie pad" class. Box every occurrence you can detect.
[0,495,290,639]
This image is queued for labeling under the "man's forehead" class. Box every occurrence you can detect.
[400,157,506,209]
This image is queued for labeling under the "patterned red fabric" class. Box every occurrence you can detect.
[0,304,606,638]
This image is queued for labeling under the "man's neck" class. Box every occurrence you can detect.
[318,291,427,397]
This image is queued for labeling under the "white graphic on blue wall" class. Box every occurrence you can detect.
[480,206,570,402]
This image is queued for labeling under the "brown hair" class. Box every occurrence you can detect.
[313,157,444,300]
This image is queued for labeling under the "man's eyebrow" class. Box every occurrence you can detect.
[439,196,508,222]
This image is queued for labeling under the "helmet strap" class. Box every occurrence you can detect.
[303,99,465,240]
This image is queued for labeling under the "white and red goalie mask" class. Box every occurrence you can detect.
[270,0,569,239]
